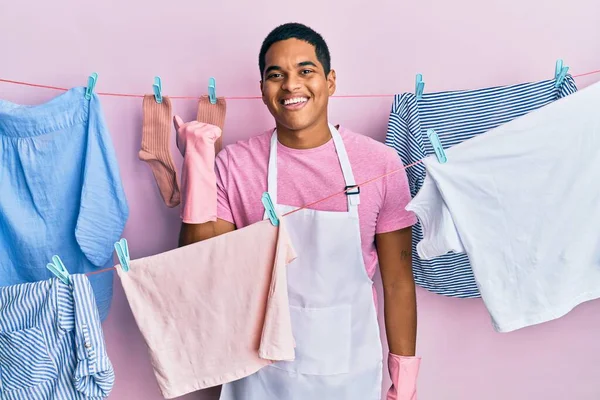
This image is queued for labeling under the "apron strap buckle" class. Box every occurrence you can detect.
[345,185,360,195]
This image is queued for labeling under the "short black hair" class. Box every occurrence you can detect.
[259,22,331,79]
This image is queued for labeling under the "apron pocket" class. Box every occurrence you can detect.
[272,304,351,376]
[0,326,57,392]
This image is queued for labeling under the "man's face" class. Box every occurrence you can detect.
[260,38,336,132]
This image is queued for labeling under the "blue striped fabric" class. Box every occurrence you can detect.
[0,274,114,399]
[385,76,578,298]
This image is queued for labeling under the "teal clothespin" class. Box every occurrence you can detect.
[554,59,569,88]
[153,76,163,104]
[114,238,131,272]
[415,74,425,100]
[427,129,447,163]
[261,192,279,226]
[47,255,71,285]
[84,72,98,100]
[208,77,217,104]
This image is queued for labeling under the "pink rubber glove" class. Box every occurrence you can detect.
[387,353,421,400]
[173,115,222,224]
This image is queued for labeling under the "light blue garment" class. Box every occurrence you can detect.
[385,75,577,298]
[0,274,114,399]
[0,87,128,321]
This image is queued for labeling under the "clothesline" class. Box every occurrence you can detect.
[1,68,600,100]
[86,157,425,277]
[19,66,594,277]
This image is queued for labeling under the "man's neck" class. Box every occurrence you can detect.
[276,121,332,150]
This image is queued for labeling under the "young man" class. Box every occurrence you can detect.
[177,22,420,400]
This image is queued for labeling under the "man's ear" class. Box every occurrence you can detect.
[327,69,336,96]
[259,79,267,105]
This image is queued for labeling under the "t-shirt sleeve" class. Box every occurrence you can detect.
[405,173,466,259]
[215,149,235,224]
[375,149,418,234]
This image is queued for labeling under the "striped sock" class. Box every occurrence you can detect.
[196,95,226,153]
[139,95,180,207]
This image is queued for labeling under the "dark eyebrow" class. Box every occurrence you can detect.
[265,65,282,75]
[298,61,317,68]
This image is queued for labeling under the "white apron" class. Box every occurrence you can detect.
[220,124,383,400]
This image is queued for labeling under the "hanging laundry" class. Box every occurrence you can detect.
[116,218,297,399]
[0,274,114,399]
[385,75,578,298]
[196,94,226,153]
[139,94,181,207]
[406,80,600,332]
[0,87,129,322]
[174,116,222,224]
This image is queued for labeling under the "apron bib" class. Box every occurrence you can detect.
[220,124,383,399]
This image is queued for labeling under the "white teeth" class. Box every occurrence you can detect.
[283,97,308,105]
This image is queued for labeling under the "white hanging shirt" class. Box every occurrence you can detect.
[406,81,600,332]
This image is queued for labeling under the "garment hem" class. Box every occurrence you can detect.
[159,362,272,399]
[493,289,600,333]
[374,215,418,235]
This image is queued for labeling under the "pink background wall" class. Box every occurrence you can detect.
[2,0,600,399]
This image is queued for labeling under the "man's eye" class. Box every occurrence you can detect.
[268,73,282,79]
[301,70,313,74]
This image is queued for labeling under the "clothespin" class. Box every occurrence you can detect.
[208,77,217,104]
[554,59,569,88]
[261,192,279,226]
[153,76,163,104]
[415,74,425,100]
[47,255,71,285]
[114,238,131,272]
[84,72,98,100]
[426,128,447,163]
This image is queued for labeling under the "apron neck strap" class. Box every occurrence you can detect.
[266,124,360,210]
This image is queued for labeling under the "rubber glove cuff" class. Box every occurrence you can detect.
[386,352,421,400]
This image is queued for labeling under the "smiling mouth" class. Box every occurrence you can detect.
[280,97,309,110]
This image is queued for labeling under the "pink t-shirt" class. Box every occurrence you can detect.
[215,125,417,280]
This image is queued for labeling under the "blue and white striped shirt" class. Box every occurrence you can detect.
[385,76,578,298]
[0,274,114,399]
